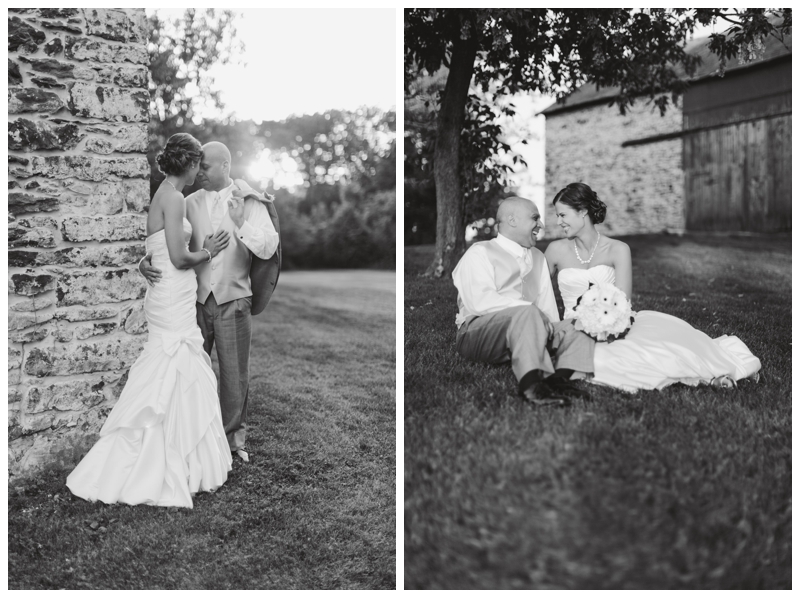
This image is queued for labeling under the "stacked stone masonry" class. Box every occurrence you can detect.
[8,8,150,477]
[543,100,685,239]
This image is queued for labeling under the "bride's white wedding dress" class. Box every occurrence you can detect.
[67,219,231,508]
[558,265,761,392]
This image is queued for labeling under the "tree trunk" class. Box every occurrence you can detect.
[423,31,478,278]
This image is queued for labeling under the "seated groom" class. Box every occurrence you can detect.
[452,196,594,406]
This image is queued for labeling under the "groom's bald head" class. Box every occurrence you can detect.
[496,196,541,248]
[198,141,232,191]
[203,141,231,164]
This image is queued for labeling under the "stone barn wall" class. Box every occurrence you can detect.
[8,8,150,478]
[543,100,685,239]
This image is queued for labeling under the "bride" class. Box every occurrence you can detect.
[67,133,233,508]
[544,182,761,393]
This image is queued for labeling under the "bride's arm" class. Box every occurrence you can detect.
[163,193,217,269]
[612,241,633,298]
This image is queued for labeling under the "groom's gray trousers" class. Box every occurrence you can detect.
[456,304,594,389]
[196,293,251,451]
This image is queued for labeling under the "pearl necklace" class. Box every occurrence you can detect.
[165,179,178,191]
[573,231,600,265]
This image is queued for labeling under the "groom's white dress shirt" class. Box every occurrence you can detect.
[204,180,280,260]
[452,233,559,328]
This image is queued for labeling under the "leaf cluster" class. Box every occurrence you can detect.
[148,9,244,139]
[406,9,790,117]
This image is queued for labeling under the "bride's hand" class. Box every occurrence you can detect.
[203,229,231,258]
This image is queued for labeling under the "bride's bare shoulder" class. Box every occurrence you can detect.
[151,186,185,214]
[544,237,570,259]
[605,237,629,250]
[604,237,631,259]
[152,185,183,201]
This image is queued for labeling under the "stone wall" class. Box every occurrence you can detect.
[543,99,685,239]
[8,8,150,478]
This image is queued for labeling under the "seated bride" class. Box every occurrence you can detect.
[544,182,761,393]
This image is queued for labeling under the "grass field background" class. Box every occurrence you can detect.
[9,270,396,590]
[404,234,790,589]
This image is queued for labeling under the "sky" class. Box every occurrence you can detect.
[149,8,396,123]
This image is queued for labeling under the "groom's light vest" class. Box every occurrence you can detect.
[456,239,546,321]
[188,191,257,306]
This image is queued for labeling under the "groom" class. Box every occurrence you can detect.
[452,196,594,406]
[140,141,281,461]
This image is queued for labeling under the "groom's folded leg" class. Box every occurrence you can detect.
[456,304,556,390]
[506,304,557,384]
[550,319,595,377]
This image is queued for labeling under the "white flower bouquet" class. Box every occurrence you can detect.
[572,282,635,342]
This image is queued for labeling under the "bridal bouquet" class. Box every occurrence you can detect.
[572,282,635,342]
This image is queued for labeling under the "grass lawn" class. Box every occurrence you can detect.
[9,270,396,590]
[404,234,790,589]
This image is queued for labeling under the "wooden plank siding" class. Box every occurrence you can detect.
[684,113,791,232]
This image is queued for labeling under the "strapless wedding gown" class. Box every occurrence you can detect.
[67,219,231,508]
[558,265,761,392]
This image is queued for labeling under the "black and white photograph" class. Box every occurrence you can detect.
[9,8,396,589]
[404,8,790,589]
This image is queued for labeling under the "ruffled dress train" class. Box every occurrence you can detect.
[67,220,231,508]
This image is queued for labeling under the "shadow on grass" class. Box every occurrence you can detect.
[9,270,396,590]
[404,235,790,589]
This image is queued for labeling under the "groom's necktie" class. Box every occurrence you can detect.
[209,191,226,231]
[520,249,532,278]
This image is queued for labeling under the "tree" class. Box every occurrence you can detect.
[404,8,791,276]
[404,69,523,247]
[252,108,395,193]
[148,8,244,194]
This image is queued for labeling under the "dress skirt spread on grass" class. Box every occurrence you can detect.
[67,220,231,508]
[558,265,761,392]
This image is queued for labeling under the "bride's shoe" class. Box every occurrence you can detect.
[234,449,250,463]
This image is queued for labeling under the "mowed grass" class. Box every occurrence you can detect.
[8,270,396,590]
[404,235,791,590]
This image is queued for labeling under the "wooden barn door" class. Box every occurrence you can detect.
[684,114,792,232]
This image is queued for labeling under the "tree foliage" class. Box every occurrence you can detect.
[147,9,243,193]
[404,8,791,276]
[404,70,521,246]
[252,108,395,200]
[148,9,243,136]
[248,110,396,269]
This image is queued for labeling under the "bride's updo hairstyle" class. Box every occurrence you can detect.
[155,133,203,176]
[553,182,607,224]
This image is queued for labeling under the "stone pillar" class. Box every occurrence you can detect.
[8,8,151,478]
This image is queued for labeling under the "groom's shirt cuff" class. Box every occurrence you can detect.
[234,201,279,260]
